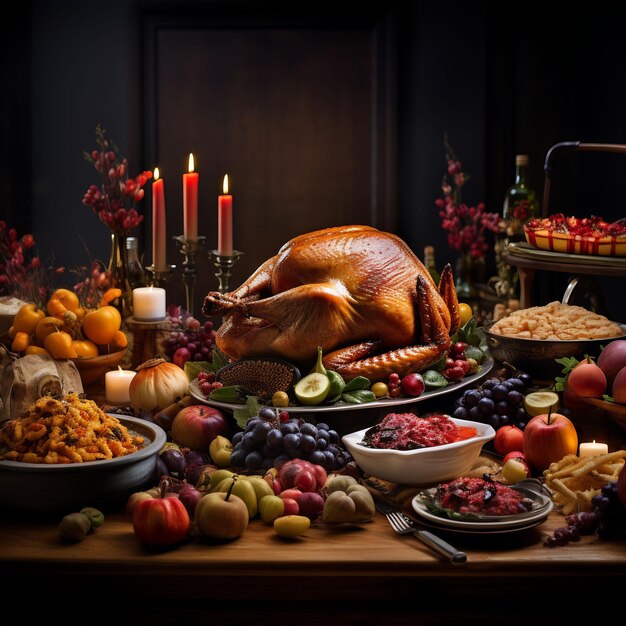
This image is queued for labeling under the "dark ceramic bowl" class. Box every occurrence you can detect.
[0,415,166,514]
[481,321,626,381]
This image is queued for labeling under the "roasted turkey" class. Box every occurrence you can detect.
[202,225,460,382]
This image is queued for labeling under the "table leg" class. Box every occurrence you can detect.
[517,266,535,309]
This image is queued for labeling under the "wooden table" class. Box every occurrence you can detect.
[2,504,626,625]
[4,377,626,624]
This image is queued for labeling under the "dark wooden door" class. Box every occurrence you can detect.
[142,7,397,317]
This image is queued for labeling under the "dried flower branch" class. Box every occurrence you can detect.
[82,124,152,235]
[435,134,500,258]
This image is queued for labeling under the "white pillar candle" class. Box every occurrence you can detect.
[133,286,166,321]
[105,367,137,404]
[579,440,609,458]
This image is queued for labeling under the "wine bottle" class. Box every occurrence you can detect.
[126,236,146,289]
[494,155,539,300]
[502,154,538,244]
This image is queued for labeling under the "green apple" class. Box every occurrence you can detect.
[259,495,285,523]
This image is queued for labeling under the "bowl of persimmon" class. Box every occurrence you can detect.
[342,412,495,486]
[71,348,127,387]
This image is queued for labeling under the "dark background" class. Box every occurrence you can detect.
[2,0,626,319]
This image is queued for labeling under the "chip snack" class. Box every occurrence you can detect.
[544,450,626,514]
[0,393,145,464]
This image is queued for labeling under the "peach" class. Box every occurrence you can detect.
[566,357,606,398]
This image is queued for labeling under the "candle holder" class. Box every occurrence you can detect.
[174,235,206,316]
[210,250,244,294]
[144,264,176,289]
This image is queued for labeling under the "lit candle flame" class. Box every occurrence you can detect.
[154,167,160,180]
[223,174,229,194]
[188,153,195,172]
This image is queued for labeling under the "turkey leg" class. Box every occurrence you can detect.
[202,255,277,317]
[322,275,451,380]
[438,264,460,335]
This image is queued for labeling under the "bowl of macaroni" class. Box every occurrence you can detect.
[0,393,166,514]
[482,301,626,379]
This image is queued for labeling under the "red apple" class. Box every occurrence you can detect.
[132,491,190,547]
[401,373,426,397]
[494,425,525,457]
[566,357,607,398]
[170,405,229,451]
[597,339,626,389]
[523,411,578,473]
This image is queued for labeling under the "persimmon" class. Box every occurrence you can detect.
[24,345,50,356]
[44,330,78,359]
[72,339,99,358]
[82,306,121,345]
[47,288,81,318]
[11,331,31,353]
[12,303,45,335]
[35,316,65,345]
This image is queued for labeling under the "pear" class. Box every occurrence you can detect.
[310,345,327,376]
[246,475,275,501]
[208,469,236,491]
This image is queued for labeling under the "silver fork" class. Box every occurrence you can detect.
[377,502,467,564]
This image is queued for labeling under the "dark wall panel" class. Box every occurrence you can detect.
[144,14,397,313]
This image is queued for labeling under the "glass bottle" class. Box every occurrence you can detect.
[495,154,539,299]
[502,154,538,245]
[126,236,146,289]
[423,245,440,284]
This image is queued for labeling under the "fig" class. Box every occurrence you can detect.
[160,448,187,478]
[79,507,104,529]
[59,512,91,543]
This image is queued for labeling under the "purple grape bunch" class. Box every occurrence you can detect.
[164,304,216,365]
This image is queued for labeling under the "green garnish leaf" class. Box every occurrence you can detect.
[342,376,371,392]
[341,389,376,404]
[184,360,213,381]
[233,396,262,429]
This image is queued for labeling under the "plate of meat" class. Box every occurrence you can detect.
[411,477,553,530]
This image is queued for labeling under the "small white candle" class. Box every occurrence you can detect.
[133,286,166,321]
[579,440,609,458]
[105,367,136,404]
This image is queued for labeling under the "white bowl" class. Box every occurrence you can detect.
[342,417,495,486]
[0,415,166,514]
